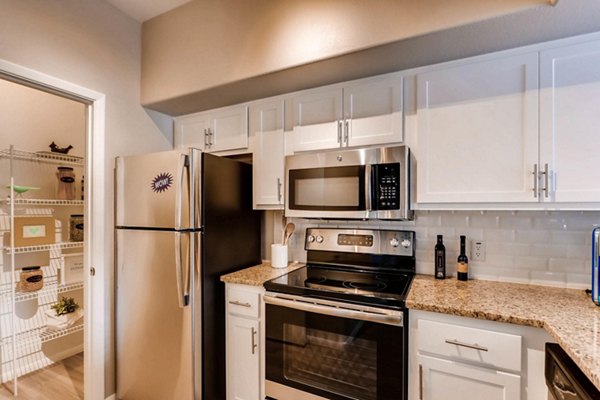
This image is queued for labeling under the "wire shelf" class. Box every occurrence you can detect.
[5,241,84,255]
[0,148,84,166]
[0,281,84,303]
[3,197,84,206]
[2,324,84,350]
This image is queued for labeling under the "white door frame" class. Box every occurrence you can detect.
[0,58,106,399]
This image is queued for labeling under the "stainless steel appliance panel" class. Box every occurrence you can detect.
[116,229,195,400]
[115,149,199,229]
[285,145,412,220]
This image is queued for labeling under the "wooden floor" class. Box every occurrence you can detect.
[0,353,83,400]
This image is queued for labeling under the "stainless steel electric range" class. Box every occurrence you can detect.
[264,228,415,400]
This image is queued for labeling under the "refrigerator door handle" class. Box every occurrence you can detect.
[175,232,190,308]
[175,153,188,230]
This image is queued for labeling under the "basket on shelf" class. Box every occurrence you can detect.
[18,266,43,292]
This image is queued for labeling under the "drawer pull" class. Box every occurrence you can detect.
[445,339,489,352]
[229,300,252,308]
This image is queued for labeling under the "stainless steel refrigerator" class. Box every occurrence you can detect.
[114,148,261,400]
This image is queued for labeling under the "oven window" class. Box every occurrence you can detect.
[288,166,366,211]
[267,304,405,400]
[283,323,377,400]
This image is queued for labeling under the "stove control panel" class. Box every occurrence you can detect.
[305,228,414,257]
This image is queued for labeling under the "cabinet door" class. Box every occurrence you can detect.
[251,100,285,209]
[226,315,260,400]
[540,40,600,202]
[209,105,249,153]
[174,112,210,150]
[416,53,539,203]
[291,86,343,152]
[418,355,521,400]
[344,75,403,147]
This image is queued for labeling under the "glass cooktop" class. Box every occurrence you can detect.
[264,265,414,310]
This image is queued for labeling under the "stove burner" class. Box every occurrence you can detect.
[304,276,327,287]
[343,280,387,292]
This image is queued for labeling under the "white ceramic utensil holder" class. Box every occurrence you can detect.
[271,244,288,268]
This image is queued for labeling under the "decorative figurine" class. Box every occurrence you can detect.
[49,141,73,154]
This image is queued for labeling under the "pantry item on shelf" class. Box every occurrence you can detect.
[48,141,73,154]
[46,296,83,331]
[56,166,76,200]
[18,266,43,292]
[10,216,55,247]
[69,214,84,242]
[5,184,40,195]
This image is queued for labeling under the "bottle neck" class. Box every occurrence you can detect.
[460,238,466,255]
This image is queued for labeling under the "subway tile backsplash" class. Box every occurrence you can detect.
[283,211,600,290]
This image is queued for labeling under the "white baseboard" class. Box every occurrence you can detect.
[1,344,84,382]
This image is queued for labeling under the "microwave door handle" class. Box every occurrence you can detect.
[365,164,372,212]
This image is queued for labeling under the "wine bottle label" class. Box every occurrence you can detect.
[457,261,468,273]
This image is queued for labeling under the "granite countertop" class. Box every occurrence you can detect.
[407,275,600,391]
[220,261,305,286]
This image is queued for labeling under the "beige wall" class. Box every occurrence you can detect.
[0,0,173,396]
[141,0,548,112]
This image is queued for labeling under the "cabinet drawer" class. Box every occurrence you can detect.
[417,319,522,372]
[227,287,260,318]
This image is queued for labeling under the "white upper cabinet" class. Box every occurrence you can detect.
[343,76,403,147]
[251,99,285,209]
[540,40,600,203]
[415,52,539,203]
[291,74,403,152]
[174,104,248,153]
[291,86,343,152]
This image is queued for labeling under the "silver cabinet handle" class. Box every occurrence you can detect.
[542,163,549,198]
[419,364,423,400]
[228,300,251,308]
[207,128,213,147]
[344,119,349,146]
[445,339,489,352]
[337,120,342,144]
[532,164,538,198]
[251,327,257,355]
[277,177,282,202]
[203,128,209,148]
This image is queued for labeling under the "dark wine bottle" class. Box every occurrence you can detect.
[434,235,446,279]
[457,235,469,281]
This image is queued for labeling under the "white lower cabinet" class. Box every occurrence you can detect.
[409,310,552,400]
[226,283,264,400]
[418,354,521,400]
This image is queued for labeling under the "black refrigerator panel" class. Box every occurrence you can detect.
[201,152,261,400]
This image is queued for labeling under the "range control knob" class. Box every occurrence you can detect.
[390,237,400,247]
[307,235,315,243]
[401,239,411,248]
[315,235,324,244]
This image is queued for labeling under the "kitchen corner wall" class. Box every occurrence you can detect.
[270,210,598,290]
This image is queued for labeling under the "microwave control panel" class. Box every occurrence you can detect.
[373,163,400,210]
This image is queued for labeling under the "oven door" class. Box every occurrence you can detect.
[265,293,407,400]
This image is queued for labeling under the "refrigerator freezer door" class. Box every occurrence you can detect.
[116,229,195,399]
[115,149,200,230]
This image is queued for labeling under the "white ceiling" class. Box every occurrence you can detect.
[105,0,192,22]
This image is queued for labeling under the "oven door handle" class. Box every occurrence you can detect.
[264,293,403,327]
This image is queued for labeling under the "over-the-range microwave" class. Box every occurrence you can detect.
[285,145,413,220]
